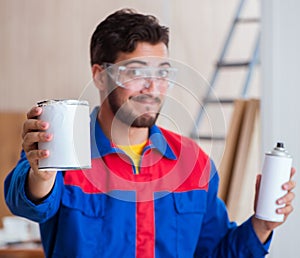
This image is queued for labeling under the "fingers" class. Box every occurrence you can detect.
[22,131,52,151]
[282,179,296,191]
[276,167,296,204]
[278,167,296,201]
[22,106,53,172]
[26,149,50,163]
[23,106,51,145]
[255,174,261,191]
[276,178,296,218]
[26,106,42,119]
[22,132,52,170]
[277,203,294,217]
[24,106,49,138]
[22,119,49,139]
[254,174,262,212]
[277,191,295,205]
[290,167,296,178]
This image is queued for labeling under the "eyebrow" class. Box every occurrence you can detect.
[122,60,171,67]
[159,62,171,67]
[122,60,147,66]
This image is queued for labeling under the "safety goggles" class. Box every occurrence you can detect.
[103,61,177,90]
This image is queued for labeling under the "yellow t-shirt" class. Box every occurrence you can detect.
[117,141,147,175]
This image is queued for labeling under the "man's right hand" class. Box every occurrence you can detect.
[22,106,57,202]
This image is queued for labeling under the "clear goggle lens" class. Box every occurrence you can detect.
[104,63,177,89]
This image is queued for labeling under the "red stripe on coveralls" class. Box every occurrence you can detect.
[136,200,155,258]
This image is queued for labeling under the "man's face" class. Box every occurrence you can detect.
[107,42,170,128]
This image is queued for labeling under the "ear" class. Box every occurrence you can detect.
[92,64,107,91]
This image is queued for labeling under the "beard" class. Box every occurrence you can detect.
[108,89,161,128]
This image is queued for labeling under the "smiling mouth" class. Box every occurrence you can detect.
[130,95,161,105]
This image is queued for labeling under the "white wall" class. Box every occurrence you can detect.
[0,0,174,111]
[261,0,300,257]
[0,0,258,110]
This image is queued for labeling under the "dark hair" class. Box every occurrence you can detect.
[90,8,169,66]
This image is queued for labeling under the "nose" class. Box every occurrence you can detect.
[140,78,161,96]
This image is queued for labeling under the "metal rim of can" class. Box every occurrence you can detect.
[266,152,292,158]
[37,99,89,107]
[266,148,292,158]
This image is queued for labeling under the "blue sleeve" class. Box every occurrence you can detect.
[195,160,272,257]
[4,150,63,223]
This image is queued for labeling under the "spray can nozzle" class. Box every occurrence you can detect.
[276,142,284,149]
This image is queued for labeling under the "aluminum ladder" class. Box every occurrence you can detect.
[190,0,260,140]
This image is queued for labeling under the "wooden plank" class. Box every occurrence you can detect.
[225,99,260,223]
[218,99,247,202]
[0,113,26,227]
[0,246,44,258]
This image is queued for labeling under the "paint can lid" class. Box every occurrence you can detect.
[37,99,89,107]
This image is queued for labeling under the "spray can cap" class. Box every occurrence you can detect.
[268,142,291,158]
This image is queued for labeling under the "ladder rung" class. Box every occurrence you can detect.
[198,135,226,141]
[235,18,260,24]
[203,98,235,104]
[217,61,250,68]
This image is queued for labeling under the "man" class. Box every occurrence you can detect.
[4,9,296,258]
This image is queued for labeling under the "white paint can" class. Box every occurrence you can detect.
[255,142,292,222]
[37,99,91,171]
